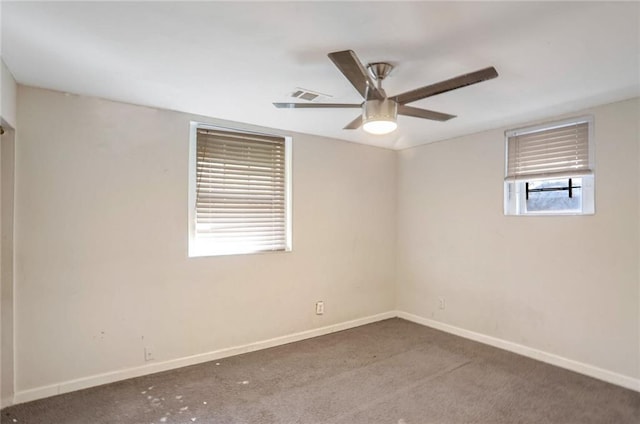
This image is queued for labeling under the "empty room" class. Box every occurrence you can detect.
[0,1,638,423]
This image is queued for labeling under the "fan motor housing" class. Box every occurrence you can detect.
[363,99,398,134]
[363,99,398,122]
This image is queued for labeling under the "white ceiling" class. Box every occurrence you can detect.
[2,1,639,150]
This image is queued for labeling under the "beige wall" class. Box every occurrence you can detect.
[397,98,640,380]
[1,127,15,406]
[0,57,17,407]
[10,84,640,399]
[1,59,17,128]
[14,86,396,392]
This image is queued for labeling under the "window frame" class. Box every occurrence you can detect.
[188,122,293,257]
[503,115,595,216]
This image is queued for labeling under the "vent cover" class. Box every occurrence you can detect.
[290,88,331,102]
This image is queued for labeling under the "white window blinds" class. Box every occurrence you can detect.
[506,120,592,181]
[193,127,289,255]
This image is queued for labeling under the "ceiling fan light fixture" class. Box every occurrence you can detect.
[274,49,498,133]
[363,99,398,135]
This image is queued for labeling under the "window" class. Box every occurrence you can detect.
[504,116,594,215]
[189,123,292,257]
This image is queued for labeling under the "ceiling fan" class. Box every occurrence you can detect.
[274,50,498,135]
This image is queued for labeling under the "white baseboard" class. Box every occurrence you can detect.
[396,311,640,392]
[10,309,639,406]
[12,311,396,405]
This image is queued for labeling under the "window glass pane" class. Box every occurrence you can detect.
[526,178,582,212]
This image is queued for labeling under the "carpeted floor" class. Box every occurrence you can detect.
[2,318,638,423]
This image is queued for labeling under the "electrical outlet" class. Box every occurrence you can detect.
[438,297,446,310]
[144,347,154,361]
[315,301,324,315]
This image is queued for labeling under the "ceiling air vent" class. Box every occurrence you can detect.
[290,88,331,102]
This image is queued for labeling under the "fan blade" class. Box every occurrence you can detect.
[343,115,363,129]
[398,105,456,121]
[328,50,384,100]
[273,102,362,109]
[391,66,498,105]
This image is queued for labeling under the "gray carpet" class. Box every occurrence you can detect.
[2,318,638,423]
